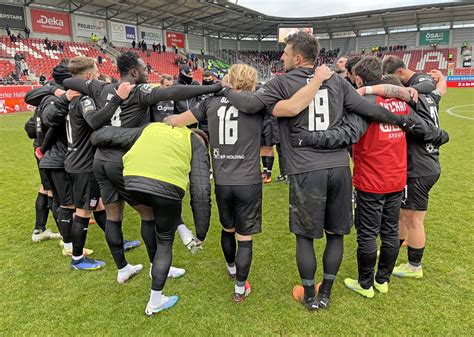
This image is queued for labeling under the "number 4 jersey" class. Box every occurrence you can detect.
[191,96,264,185]
[254,67,355,175]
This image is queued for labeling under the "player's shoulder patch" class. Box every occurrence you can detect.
[80,96,96,113]
[139,84,152,93]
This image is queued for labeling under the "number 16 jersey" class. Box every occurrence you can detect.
[254,67,361,175]
[191,96,264,185]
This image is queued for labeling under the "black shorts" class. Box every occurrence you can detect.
[35,156,51,190]
[45,169,73,206]
[70,172,100,210]
[261,120,275,147]
[401,174,440,211]
[215,183,262,236]
[93,159,139,206]
[289,167,353,239]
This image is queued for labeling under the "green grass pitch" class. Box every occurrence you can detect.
[0,88,473,335]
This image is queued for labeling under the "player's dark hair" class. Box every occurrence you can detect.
[353,56,383,83]
[284,31,320,64]
[346,56,364,73]
[59,58,70,66]
[117,51,141,77]
[382,74,403,87]
[383,56,406,75]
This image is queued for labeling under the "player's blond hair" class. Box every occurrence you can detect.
[68,56,96,76]
[227,64,257,91]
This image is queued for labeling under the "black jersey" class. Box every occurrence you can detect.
[37,95,68,169]
[64,95,122,173]
[406,73,436,94]
[63,79,223,163]
[191,95,263,185]
[63,80,154,163]
[407,91,443,178]
[254,68,361,175]
[151,100,174,122]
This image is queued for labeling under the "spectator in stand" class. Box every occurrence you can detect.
[58,42,65,53]
[174,45,179,54]
[14,52,22,76]
[98,55,103,65]
[147,63,153,74]
[39,73,46,85]
[24,26,30,38]
[201,48,205,56]
[157,42,161,54]
[162,44,166,53]
[152,43,156,52]
[103,36,107,44]
[6,24,11,37]
[21,59,29,76]
[10,34,17,43]
[52,43,58,51]
[132,40,136,49]
[17,33,23,40]
[142,40,147,52]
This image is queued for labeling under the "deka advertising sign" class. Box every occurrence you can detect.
[30,8,71,36]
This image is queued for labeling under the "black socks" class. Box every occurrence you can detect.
[105,220,126,269]
[141,220,157,263]
[34,192,49,231]
[93,210,107,232]
[235,240,253,284]
[221,230,236,265]
[71,215,89,257]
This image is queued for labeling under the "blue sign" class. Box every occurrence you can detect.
[447,75,474,81]
[125,26,136,40]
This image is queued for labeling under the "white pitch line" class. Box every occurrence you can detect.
[446,104,474,121]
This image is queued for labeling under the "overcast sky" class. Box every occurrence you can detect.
[235,0,460,17]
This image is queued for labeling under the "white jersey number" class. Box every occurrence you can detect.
[111,107,122,126]
[308,89,330,131]
[217,106,238,145]
[429,106,439,128]
[65,114,73,145]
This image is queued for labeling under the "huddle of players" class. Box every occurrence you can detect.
[25,52,224,315]
[25,30,448,315]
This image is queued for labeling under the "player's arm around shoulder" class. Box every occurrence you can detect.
[82,82,133,130]
[273,65,333,117]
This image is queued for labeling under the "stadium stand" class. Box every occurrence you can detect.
[0,36,205,84]
[351,48,458,75]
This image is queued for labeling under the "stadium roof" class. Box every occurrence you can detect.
[25,0,474,39]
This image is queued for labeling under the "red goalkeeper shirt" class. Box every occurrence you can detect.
[352,95,410,194]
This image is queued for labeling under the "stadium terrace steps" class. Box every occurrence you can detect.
[115,47,203,83]
[354,48,458,75]
[0,37,202,83]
